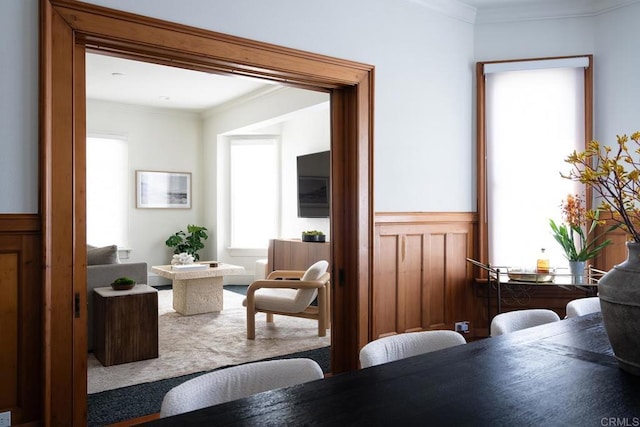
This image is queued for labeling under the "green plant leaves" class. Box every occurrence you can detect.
[165,225,208,260]
[549,218,616,261]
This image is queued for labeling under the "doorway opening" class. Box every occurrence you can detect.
[85,52,333,396]
[43,2,373,423]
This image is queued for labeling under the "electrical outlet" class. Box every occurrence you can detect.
[454,321,470,333]
[0,411,11,427]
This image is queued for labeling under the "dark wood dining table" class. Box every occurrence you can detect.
[146,312,640,426]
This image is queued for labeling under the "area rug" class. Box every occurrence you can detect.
[88,346,330,426]
[87,289,330,394]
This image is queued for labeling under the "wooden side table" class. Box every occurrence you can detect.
[93,284,159,366]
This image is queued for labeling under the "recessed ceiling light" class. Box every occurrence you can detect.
[111,72,124,77]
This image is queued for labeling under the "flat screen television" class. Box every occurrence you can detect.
[297,150,330,218]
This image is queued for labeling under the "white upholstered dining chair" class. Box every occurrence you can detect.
[160,358,324,417]
[359,330,467,368]
[244,260,330,340]
[566,297,601,318]
[490,309,560,336]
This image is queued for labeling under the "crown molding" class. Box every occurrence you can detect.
[408,0,477,24]
[473,0,640,24]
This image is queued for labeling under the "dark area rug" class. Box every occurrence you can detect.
[88,345,330,426]
[224,284,248,296]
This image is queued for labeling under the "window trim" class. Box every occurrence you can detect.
[475,55,593,268]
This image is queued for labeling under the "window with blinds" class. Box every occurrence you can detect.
[86,135,129,248]
[229,136,279,249]
[479,57,591,269]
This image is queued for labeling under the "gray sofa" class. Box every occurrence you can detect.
[87,245,148,351]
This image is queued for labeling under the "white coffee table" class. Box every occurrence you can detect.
[151,262,244,315]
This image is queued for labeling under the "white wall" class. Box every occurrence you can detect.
[593,3,640,143]
[1,0,475,216]
[87,85,329,284]
[279,104,331,239]
[0,0,39,213]
[474,17,594,61]
[203,87,330,282]
[203,87,330,263]
[86,100,203,268]
[6,0,640,218]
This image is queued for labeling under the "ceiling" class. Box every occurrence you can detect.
[85,53,275,112]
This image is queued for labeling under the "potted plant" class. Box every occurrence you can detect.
[302,230,326,243]
[165,224,208,261]
[549,194,617,283]
[563,131,640,375]
[111,276,136,291]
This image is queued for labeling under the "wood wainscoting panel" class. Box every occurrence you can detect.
[373,213,477,340]
[0,253,18,410]
[423,233,446,329]
[0,215,42,425]
[373,234,400,336]
[400,233,425,332]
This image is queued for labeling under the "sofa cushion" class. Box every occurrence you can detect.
[87,244,119,265]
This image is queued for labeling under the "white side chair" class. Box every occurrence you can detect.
[490,309,560,337]
[359,330,467,369]
[160,358,324,417]
[566,297,601,318]
[244,260,330,339]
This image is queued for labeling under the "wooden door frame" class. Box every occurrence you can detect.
[41,0,373,424]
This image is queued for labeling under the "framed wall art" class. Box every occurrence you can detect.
[136,170,191,209]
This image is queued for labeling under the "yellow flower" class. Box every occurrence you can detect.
[564,132,640,242]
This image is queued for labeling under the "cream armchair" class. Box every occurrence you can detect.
[244,260,330,340]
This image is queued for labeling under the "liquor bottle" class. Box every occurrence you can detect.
[536,248,550,273]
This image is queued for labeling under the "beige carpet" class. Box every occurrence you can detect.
[87,289,330,394]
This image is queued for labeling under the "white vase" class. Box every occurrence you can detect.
[598,241,640,376]
[569,260,586,285]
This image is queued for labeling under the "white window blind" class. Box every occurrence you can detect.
[86,136,129,248]
[485,65,585,268]
[229,137,279,249]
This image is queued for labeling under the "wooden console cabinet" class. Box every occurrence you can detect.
[267,238,331,273]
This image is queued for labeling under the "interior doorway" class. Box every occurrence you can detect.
[85,51,333,395]
[43,2,373,424]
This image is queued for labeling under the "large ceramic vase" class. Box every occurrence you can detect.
[598,241,640,375]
